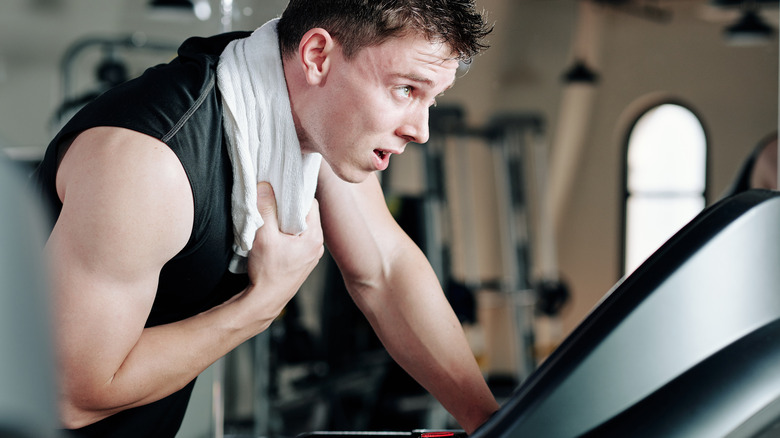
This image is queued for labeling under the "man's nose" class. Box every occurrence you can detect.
[398,107,430,145]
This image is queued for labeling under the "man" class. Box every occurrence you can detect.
[33,0,498,436]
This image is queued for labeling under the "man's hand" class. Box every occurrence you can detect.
[245,182,324,324]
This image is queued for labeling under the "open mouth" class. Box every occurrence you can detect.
[373,149,392,171]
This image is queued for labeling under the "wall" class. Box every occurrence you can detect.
[441,0,778,338]
[558,3,778,333]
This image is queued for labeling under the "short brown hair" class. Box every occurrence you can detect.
[277,0,492,62]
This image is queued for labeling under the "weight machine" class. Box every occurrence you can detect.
[413,107,550,384]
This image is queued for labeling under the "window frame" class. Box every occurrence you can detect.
[620,99,710,276]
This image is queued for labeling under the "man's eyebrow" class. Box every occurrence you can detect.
[396,73,434,86]
[395,73,456,91]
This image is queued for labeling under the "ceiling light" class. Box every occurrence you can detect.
[724,9,775,46]
[193,0,212,21]
[710,0,778,7]
[148,0,211,21]
[562,59,599,85]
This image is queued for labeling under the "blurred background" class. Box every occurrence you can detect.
[0,0,777,437]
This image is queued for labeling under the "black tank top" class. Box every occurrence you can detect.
[33,31,252,437]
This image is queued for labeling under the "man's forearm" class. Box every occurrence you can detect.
[60,290,266,429]
[316,169,498,432]
[348,250,499,434]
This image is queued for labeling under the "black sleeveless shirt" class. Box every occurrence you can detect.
[33,31,252,437]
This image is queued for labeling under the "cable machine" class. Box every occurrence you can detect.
[419,108,546,385]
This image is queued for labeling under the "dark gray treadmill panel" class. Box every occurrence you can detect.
[473,190,780,438]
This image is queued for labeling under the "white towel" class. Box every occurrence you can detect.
[217,18,322,273]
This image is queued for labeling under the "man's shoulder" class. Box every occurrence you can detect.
[177,31,253,58]
[58,127,193,217]
[61,127,182,179]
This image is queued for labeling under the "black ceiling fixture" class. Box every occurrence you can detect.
[710,0,778,7]
[562,59,600,85]
[149,0,193,8]
[719,1,776,45]
[726,9,774,41]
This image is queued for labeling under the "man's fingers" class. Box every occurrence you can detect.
[256,182,279,226]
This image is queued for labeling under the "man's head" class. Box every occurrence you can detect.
[277,0,491,63]
[279,0,491,183]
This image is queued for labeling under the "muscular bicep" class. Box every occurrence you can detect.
[49,127,193,401]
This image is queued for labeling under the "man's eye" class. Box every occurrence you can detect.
[396,86,412,98]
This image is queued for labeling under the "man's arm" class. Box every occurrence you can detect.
[316,161,499,434]
[49,127,323,428]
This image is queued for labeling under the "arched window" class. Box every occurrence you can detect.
[623,103,707,275]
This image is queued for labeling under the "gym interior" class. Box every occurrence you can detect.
[1,0,778,437]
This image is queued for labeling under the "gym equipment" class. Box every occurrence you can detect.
[301,189,780,437]
[298,430,466,438]
[53,35,178,132]
[472,189,780,437]
[420,108,546,381]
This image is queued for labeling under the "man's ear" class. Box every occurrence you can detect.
[298,28,335,86]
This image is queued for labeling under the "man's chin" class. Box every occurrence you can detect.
[336,168,375,184]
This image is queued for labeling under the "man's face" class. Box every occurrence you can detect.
[301,33,459,183]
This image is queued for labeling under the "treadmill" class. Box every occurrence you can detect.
[301,190,780,438]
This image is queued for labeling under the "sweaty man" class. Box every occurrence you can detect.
[33,1,499,436]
